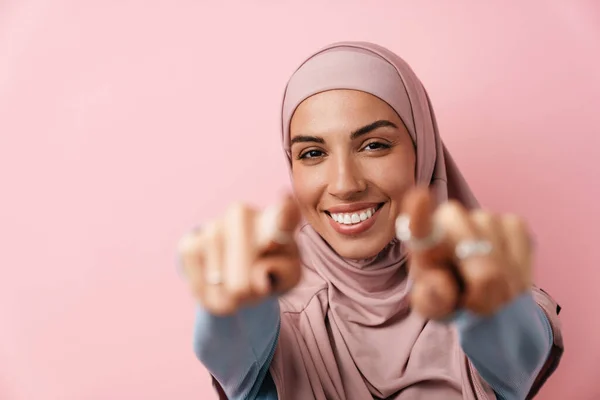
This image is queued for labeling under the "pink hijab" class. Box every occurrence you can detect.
[262,42,563,400]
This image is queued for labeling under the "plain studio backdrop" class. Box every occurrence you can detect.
[0,1,598,399]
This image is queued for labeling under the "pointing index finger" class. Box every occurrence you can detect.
[257,193,301,250]
[402,186,435,241]
[397,186,447,259]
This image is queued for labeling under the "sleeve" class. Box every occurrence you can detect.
[193,297,281,400]
[526,286,564,399]
[453,288,561,400]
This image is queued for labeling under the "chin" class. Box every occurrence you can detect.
[327,236,392,260]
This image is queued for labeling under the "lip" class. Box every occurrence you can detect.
[325,202,383,214]
[325,202,385,236]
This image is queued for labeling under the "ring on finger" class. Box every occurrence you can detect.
[395,214,444,251]
[455,239,493,260]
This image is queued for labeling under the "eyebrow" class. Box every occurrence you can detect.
[290,119,398,145]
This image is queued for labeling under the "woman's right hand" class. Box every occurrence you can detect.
[178,195,303,316]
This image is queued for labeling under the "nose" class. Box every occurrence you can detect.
[327,155,367,200]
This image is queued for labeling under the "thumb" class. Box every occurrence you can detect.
[257,193,301,249]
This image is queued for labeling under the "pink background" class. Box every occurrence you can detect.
[1,1,599,399]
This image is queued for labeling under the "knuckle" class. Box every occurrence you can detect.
[466,265,498,292]
[470,209,495,226]
[439,200,462,215]
[226,202,251,219]
[226,281,252,301]
[447,200,465,212]
[503,214,527,232]
[436,200,465,224]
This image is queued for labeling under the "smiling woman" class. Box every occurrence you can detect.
[290,90,416,259]
[178,42,563,400]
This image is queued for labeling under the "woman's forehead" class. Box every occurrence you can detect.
[290,89,403,136]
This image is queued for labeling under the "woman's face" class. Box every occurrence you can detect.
[290,89,416,259]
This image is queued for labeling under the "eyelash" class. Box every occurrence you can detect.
[297,142,391,160]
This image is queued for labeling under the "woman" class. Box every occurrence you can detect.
[179,42,563,400]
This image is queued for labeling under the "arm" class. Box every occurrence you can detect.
[454,291,553,400]
[193,296,280,400]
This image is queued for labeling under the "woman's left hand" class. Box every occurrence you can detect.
[398,187,534,319]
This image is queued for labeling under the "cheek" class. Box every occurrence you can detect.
[291,167,324,211]
[366,155,416,197]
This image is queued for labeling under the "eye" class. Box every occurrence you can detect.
[363,142,391,151]
[298,149,325,159]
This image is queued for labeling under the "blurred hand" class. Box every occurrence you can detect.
[178,194,302,316]
[400,187,533,319]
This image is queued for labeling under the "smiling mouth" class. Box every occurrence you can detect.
[325,203,385,225]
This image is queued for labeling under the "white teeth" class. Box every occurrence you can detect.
[330,207,378,225]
